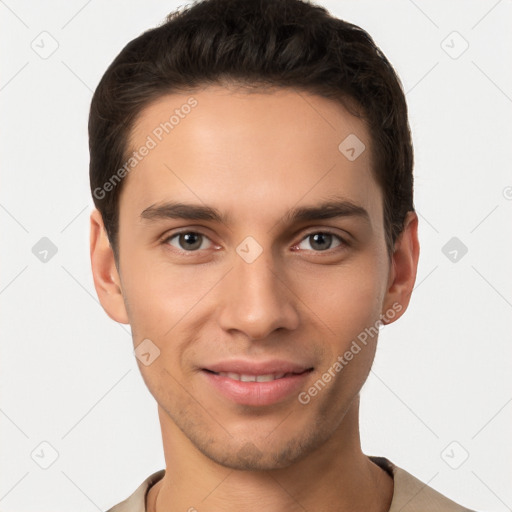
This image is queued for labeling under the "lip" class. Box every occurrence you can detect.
[201,359,313,406]
[204,359,311,376]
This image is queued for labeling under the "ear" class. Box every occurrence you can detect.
[381,211,420,324]
[89,209,129,324]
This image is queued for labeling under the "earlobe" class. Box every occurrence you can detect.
[89,209,130,324]
[381,211,420,325]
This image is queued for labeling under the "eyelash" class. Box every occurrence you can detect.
[161,229,349,255]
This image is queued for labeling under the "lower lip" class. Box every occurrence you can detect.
[201,370,312,406]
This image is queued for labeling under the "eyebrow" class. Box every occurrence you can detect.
[140,196,370,227]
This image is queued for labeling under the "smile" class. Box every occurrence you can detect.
[201,365,314,406]
[212,371,299,382]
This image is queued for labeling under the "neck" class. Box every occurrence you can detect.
[147,397,393,512]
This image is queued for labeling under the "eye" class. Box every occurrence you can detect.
[295,231,345,252]
[164,231,213,252]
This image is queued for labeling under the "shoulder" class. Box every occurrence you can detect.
[369,456,477,512]
[105,469,165,512]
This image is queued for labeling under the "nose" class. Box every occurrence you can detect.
[217,247,300,341]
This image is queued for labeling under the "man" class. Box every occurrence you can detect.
[88,0,475,510]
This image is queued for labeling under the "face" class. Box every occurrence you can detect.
[92,85,416,470]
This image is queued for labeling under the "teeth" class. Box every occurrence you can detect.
[217,372,288,382]
[256,374,274,382]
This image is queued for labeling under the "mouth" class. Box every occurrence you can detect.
[200,364,314,406]
[203,369,310,382]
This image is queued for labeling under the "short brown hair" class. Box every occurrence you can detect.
[89,0,414,259]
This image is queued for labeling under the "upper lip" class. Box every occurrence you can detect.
[203,359,313,375]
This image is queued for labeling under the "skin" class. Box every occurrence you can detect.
[90,85,419,512]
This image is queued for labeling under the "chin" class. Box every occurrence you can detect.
[190,426,324,471]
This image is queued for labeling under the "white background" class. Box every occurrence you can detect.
[1,1,511,511]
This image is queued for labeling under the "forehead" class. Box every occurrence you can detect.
[130,85,368,154]
[121,85,382,227]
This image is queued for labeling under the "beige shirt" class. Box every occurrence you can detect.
[106,456,475,512]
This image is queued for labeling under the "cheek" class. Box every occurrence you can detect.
[296,255,386,344]
[119,249,201,331]
[305,263,385,408]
